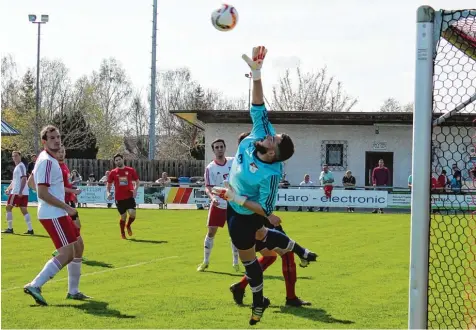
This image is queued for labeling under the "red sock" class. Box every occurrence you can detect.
[282,252,297,299]
[127,216,135,227]
[239,255,277,289]
[119,220,126,234]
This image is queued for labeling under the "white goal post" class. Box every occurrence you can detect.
[408,5,435,329]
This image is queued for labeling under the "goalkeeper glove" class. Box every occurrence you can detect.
[242,46,268,81]
[211,181,247,206]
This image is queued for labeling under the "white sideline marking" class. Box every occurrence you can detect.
[1,255,179,293]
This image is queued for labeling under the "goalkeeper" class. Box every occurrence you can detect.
[212,45,317,326]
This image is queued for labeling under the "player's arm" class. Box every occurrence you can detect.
[5,182,12,194]
[18,165,28,196]
[65,187,81,195]
[28,174,36,191]
[371,168,377,186]
[204,167,215,200]
[242,46,275,138]
[132,169,140,198]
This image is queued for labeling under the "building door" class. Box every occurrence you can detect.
[365,152,394,187]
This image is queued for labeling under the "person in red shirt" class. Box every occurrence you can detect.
[106,153,140,239]
[371,159,390,214]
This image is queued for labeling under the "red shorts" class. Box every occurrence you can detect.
[7,194,28,207]
[40,216,78,249]
[207,205,227,228]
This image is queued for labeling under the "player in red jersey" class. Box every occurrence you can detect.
[23,125,91,305]
[106,153,140,239]
[2,151,34,234]
[51,145,83,255]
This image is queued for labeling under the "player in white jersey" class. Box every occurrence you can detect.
[2,151,33,234]
[197,138,240,272]
[23,125,91,306]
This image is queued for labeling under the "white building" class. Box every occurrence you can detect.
[173,111,475,188]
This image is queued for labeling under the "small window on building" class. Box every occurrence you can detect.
[321,140,348,171]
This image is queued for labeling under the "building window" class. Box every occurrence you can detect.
[321,140,348,171]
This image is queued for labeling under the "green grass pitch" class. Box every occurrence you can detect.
[1,207,410,328]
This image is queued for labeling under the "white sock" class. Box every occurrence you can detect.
[231,242,239,265]
[6,212,12,229]
[204,235,214,264]
[24,213,33,231]
[30,258,62,288]
[67,258,82,295]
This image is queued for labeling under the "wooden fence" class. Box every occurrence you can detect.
[64,159,205,182]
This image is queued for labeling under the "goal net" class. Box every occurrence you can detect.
[410,7,476,329]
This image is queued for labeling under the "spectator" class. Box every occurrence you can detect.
[450,173,462,193]
[99,171,112,208]
[27,154,37,176]
[319,164,334,212]
[298,174,314,212]
[99,171,110,184]
[276,173,290,211]
[87,174,97,186]
[70,170,82,207]
[342,170,356,212]
[437,170,448,192]
[452,163,461,179]
[156,172,171,186]
[371,159,390,214]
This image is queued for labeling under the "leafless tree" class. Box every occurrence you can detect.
[1,54,20,109]
[269,66,358,112]
[40,58,71,120]
[379,97,413,112]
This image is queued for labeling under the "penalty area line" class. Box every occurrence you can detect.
[1,255,179,293]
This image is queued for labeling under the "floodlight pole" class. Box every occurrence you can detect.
[148,0,158,160]
[30,17,47,155]
[245,72,252,109]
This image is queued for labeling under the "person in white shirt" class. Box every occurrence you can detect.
[319,164,334,212]
[197,139,240,272]
[23,125,91,306]
[2,151,33,234]
[298,174,314,212]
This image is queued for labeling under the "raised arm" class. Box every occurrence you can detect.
[242,46,275,138]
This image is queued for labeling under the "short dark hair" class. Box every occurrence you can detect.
[113,153,124,161]
[12,150,21,157]
[238,132,251,144]
[40,125,59,141]
[277,134,294,162]
[211,139,226,150]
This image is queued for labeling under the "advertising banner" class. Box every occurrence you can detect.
[276,188,388,208]
[77,186,145,204]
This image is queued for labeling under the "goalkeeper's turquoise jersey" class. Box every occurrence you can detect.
[228,104,283,216]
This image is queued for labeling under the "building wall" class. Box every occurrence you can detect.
[204,123,414,188]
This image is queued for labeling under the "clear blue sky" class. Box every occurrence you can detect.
[1,0,474,111]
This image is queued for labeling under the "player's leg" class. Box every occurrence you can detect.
[24,216,78,305]
[228,210,269,325]
[230,245,277,305]
[3,199,14,233]
[116,200,128,239]
[66,231,91,300]
[256,226,318,267]
[20,202,34,234]
[198,205,227,271]
[125,198,137,236]
[231,242,240,271]
[198,226,217,271]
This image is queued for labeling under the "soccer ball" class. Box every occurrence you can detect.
[211,4,238,32]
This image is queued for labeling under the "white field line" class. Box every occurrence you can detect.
[1,255,179,293]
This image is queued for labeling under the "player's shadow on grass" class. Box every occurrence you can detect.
[128,238,168,244]
[10,233,50,238]
[273,306,354,324]
[83,260,114,268]
[204,271,312,281]
[54,300,135,319]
